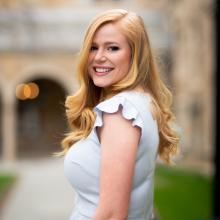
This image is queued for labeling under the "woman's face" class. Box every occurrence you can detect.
[88,23,131,88]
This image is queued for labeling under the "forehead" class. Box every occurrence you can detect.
[92,23,127,44]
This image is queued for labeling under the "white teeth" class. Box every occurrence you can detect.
[95,68,112,73]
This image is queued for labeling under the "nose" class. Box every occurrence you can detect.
[94,48,107,62]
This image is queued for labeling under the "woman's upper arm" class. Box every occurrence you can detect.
[94,106,141,220]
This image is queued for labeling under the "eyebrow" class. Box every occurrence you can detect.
[91,41,119,46]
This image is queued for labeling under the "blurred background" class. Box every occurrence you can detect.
[0,0,216,220]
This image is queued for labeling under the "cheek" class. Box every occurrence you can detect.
[87,57,93,71]
[122,55,131,72]
[88,54,94,65]
[121,48,131,64]
[87,58,91,67]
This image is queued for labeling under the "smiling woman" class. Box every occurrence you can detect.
[88,23,131,88]
[55,9,179,220]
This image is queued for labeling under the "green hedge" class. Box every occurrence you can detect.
[0,173,17,201]
[154,165,213,220]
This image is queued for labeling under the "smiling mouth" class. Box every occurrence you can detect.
[94,67,114,74]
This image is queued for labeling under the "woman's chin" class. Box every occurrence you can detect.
[92,80,111,88]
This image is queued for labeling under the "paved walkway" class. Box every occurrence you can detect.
[0,157,75,220]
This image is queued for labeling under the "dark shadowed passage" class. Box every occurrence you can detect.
[16,78,67,159]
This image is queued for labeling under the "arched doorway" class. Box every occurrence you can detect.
[16,78,67,159]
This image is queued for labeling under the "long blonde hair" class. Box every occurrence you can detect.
[55,9,179,163]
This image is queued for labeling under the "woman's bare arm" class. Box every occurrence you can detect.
[92,107,141,220]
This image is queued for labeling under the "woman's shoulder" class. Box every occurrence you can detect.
[92,90,157,134]
[116,90,152,103]
[93,91,148,132]
[94,90,152,113]
[93,90,154,124]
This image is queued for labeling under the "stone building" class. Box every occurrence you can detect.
[0,0,215,172]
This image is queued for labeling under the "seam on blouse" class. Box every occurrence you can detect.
[117,93,157,123]
[93,95,145,145]
[115,94,147,127]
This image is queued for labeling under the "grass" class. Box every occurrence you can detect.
[0,173,17,204]
[154,165,213,220]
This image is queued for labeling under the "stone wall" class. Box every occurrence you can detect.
[0,0,215,172]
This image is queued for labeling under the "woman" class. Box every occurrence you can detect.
[58,9,179,220]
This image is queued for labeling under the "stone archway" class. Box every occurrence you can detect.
[16,78,67,159]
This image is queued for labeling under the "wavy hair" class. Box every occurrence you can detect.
[54,9,179,163]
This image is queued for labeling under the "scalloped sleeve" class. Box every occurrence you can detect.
[93,95,144,133]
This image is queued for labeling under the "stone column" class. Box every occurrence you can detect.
[2,83,17,163]
[166,0,215,167]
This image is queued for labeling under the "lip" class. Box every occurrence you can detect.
[93,66,114,76]
[93,66,114,70]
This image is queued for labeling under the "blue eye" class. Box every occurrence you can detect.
[108,46,119,51]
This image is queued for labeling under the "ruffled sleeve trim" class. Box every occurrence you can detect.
[93,95,144,130]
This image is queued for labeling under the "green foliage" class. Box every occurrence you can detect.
[0,173,17,199]
[154,165,213,220]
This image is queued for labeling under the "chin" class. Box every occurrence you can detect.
[93,82,108,88]
[92,79,111,88]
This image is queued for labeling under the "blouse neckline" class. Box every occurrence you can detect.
[118,90,151,98]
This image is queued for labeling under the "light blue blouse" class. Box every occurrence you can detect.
[64,91,159,220]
